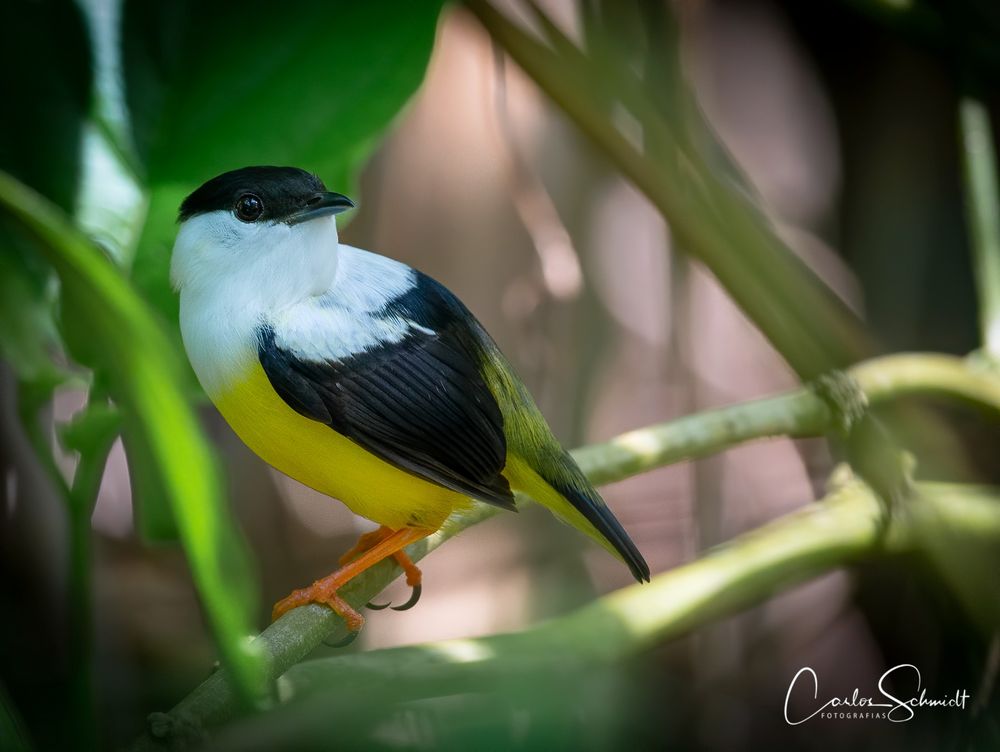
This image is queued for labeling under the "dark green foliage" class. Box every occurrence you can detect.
[122,0,445,322]
[0,0,91,386]
[0,0,91,211]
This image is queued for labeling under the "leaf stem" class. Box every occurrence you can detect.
[959,97,1000,359]
[66,410,119,752]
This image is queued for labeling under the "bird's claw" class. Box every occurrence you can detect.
[323,629,360,648]
[367,583,422,612]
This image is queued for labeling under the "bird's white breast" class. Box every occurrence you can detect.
[178,244,425,397]
[272,246,430,363]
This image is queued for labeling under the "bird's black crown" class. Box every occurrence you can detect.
[178,166,327,223]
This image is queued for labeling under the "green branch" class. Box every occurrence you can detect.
[183,480,1000,751]
[959,97,1000,359]
[851,352,1000,412]
[292,481,1000,672]
[464,0,871,378]
[131,352,1000,749]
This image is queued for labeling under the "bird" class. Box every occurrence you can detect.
[171,166,649,640]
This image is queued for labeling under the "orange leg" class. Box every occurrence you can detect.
[343,527,422,582]
[338,526,393,566]
[271,527,431,630]
[339,525,423,596]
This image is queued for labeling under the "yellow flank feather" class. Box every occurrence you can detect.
[215,362,475,530]
[215,361,625,556]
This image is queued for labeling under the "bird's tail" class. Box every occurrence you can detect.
[476,333,648,581]
[504,452,650,582]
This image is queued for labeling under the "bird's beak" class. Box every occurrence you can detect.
[286,192,356,225]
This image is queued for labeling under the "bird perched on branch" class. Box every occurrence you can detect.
[171,166,648,640]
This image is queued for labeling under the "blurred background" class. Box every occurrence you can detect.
[1,0,998,750]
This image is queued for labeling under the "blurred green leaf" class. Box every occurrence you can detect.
[0,240,66,384]
[122,0,445,321]
[0,171,266,706]
[122,420,182,540]
[469,0,871,379]
[0,682,32,752]
[0,0,91,388]
[60,401,121,458]
[0,0,91,211]
[913,483,1000,634]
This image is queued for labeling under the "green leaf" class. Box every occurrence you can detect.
[0,0,91,386]
[122,0,445,322]
[0,238,66,384]
[60,401,122,456]
[0,0,92,212]
[0,171,266,706]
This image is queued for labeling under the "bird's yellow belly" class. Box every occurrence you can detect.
[213,362,473,530]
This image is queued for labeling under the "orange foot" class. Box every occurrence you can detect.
[368,542,423,612]
[271,526,431,638]
[338,525,424,611]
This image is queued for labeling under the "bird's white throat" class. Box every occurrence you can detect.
[171,209,340,304]
[172,210,341,396]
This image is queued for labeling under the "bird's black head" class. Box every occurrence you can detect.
[178,166,354,225]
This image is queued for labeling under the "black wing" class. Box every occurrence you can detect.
[257,277,515,511]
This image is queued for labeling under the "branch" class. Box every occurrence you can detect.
[464,0,871,378]
[959,97,1000,359]
[850,352,1000,413]
[193,480,1000,751]
[131,352,1000,748]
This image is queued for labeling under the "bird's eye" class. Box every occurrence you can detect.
[234,193,264,222]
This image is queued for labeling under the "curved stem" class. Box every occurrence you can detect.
[66,420,119,752]
[851,352,1000,414]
